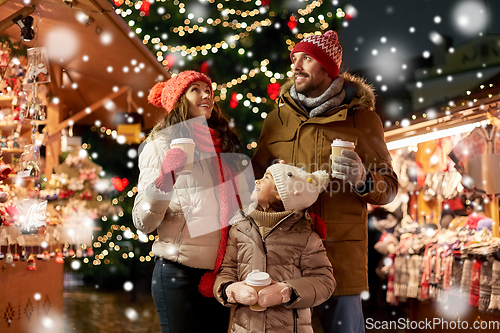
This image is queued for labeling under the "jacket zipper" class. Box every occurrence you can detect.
[293,309,298,333]
[247,212,294,255]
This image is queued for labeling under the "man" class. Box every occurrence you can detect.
[251,30,398,333]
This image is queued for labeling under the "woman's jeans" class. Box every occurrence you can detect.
[152,258,230,333]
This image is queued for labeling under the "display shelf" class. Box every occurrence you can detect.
[0,96,14,110]
[2,148,24,154]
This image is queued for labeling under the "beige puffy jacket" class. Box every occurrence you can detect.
[132,137,223,269]
[214,211,335,333]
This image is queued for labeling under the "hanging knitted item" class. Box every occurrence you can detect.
[407,255,422,298]
[488,260,500,310]
[393,255,402,297]
[420,245,433,300]
[399,255,410,298]
[468,258,482,307]
[442,255,454,291]
[386,253,398,305]
[461,259,473,300]
[450,258,463,297]
[478,260,493,312]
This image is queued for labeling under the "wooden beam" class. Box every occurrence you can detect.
[0,6,34,33]
[48,85,129,136]
[0,0,11,8]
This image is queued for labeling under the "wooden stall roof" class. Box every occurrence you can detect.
[0,0,169,130]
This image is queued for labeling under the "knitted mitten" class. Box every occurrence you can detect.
[154,148,187,192]
[225,281,258,305]
[258,281,292,308]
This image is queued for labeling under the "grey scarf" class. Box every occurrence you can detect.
[290,76,345,117]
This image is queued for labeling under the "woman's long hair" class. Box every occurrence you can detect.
[149,95,241,153]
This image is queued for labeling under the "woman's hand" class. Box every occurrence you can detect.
[225,281,258,305]
[154,148,187,192]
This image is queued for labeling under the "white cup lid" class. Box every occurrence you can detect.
[331,139,355,148]
[171,138,195,145]
[245,269,271,286]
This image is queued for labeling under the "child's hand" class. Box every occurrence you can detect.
[258,280,292,308]
[225,281,258,305]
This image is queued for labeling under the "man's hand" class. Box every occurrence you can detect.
[331,149,366,188]
[225,281,258,305]
[258,281,292,308]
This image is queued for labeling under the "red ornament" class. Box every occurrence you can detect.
[229,92,238,109]
[112,0,124,6]
[200,61,209,74]
[111,176,129,192]
[164,54,176,69]
[139,1,151,16]
[261,0,271,6]
[267,82,281,100]
[287,16,297,31]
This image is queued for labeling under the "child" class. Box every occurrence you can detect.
[214,163,336,332]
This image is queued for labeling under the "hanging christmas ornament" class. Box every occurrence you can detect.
[344,4,358,21]
[55,249,64,263]
[267,83,281,100]
[20,248,28,261]
[200,61,209,74]
[24,47,51,84]
[5,252,13,264]
[112,0,124,6]
[42,250,50,261]
[0,251,4,260]
[26,254,37,270]
[68,248,75,257]
[164,54,176,70]
[87,247,94,257]
[287,15,297,31]
[49,251,55,258]
[230,92,238,109]
[62,246,69,257]
[36,252,44,260]
[261,0,270,5]
[13,253,20,261]
[111,176,129,192]
[139,1,151,16]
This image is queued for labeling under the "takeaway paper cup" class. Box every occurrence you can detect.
[331,139,355,174]
[245,269,272,311]
[170,138,195,175]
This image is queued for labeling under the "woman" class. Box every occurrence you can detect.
[133,70,241,333]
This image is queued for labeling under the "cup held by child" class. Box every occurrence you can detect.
[170,138,196,174]
[245,269,272,311]
[331,139,355,175]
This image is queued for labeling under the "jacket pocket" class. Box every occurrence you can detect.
[327,222,365,241]
[266,129,297,162]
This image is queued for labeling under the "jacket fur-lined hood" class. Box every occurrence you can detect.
[279,72,376,112]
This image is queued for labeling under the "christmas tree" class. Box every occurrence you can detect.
[111,0,348,152]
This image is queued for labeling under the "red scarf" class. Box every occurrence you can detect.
[193,123,241,297]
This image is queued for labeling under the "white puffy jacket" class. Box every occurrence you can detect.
[132,137,224,269]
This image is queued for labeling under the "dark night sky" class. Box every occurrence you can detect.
[338,0,500,72]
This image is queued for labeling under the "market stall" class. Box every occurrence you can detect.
[0,0,168,331]
[376,89,500,328]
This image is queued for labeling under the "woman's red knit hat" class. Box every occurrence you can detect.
[148,70,213,113]
[290,30,343,79]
